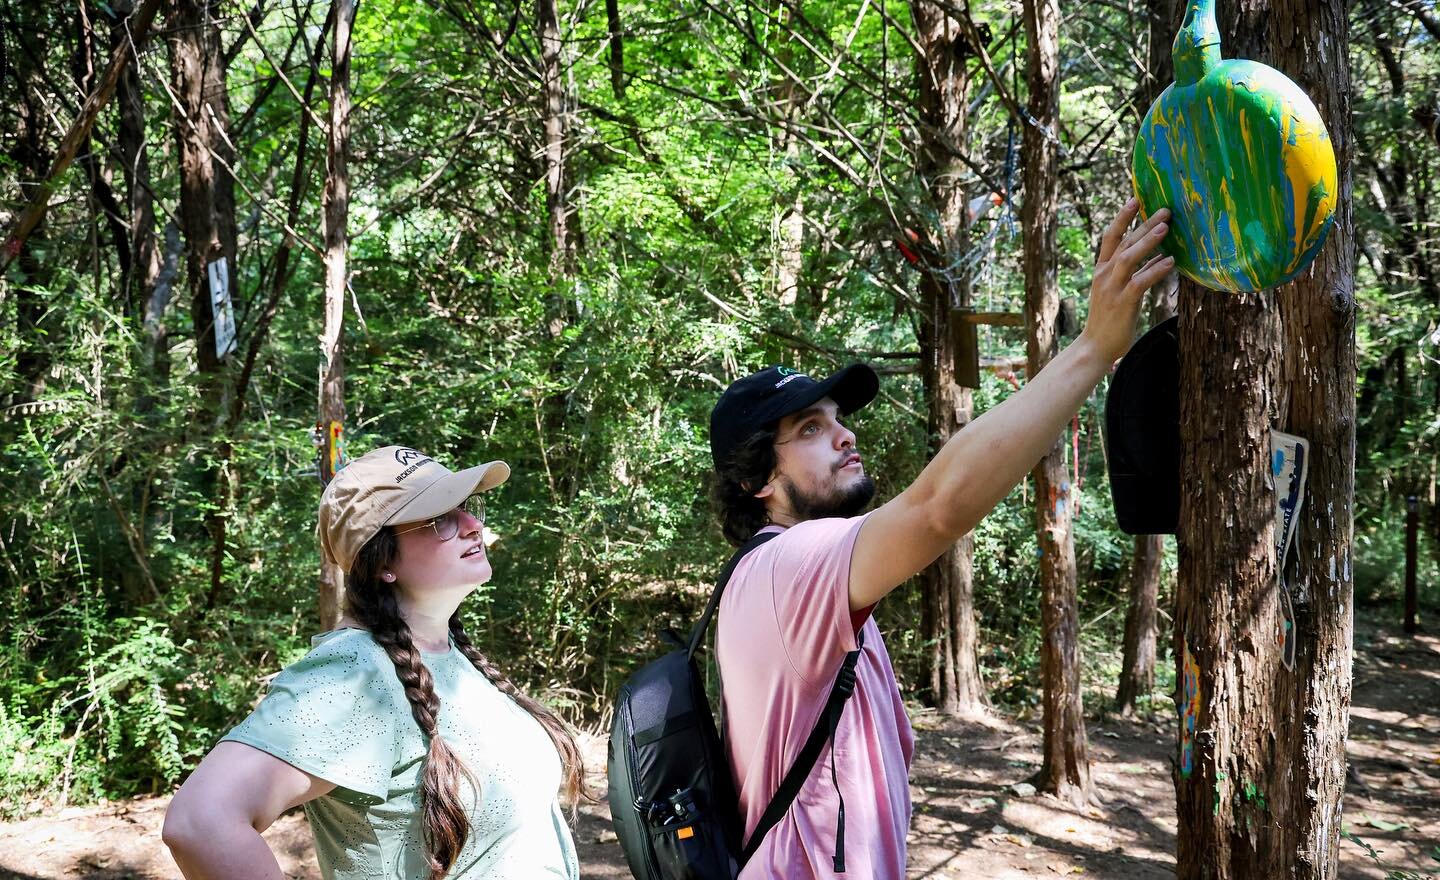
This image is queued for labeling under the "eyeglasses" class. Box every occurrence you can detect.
[392,495,485,542]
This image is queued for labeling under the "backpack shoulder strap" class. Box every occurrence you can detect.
[685,530,778,660]
[740,629,866,870]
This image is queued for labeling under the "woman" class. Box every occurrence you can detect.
[163,445,584,880]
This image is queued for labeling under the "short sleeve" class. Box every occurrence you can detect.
[221,631,401,804]
[766,514,868,687]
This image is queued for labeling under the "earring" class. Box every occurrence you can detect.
[382,572,396,583]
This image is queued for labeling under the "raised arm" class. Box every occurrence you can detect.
[162,741,335,880]
[849,199,1174,610]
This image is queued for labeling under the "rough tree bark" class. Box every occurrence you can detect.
[539,0,577,277]
[169,0,237,397]
[1116,531,1163,716]
[110,0,163,323]
[318,0,355,631]
[169,0,238,610]
[1023,0,1092,804]
[536,0,582,501]
[605,0,625,101]
[768,0,807,314]
[1116,0,1180,718]
[912,0,987,718]
[1172,1,1354,876]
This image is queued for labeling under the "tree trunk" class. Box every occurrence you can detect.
[535,0,582,501]
[169,0,236,394]
[539,0,577,277]
[112,0,162,322]
[1116,533,1162,716]
[775,168,805,309]
[169,0,238,611]
[1023,0,1091,805]
[232,10,332,434]
[769,0,804,312]
[912,0,986,718]
[1173,1,1354,876]
[318,0,356,631]
[604,0,625,101]
[1174,289,1282,877]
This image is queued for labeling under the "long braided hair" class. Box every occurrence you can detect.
[348,528,585,879]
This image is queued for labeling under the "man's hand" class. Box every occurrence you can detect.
[849,197,1175,611]
[1080,198,1175,364]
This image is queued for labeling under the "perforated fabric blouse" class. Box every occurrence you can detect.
[222,628,578,880]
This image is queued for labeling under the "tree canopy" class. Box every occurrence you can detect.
[0,0,1435,837]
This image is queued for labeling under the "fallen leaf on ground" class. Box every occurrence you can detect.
[1362,814,1412,832]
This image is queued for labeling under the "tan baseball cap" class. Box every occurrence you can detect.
[318,445,510,572]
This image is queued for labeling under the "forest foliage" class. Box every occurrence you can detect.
[0,0,1436,814]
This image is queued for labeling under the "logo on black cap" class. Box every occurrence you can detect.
[774,366,808,388]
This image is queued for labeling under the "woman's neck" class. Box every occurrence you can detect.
[334,597,461,654]
[396,593,463,653]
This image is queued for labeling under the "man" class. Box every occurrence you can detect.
[709,199,1173,878]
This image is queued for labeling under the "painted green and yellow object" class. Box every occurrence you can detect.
[1131,0,1337,292]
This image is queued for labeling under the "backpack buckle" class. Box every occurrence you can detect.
[634,796,667,825]
[665,787,701,825]
[636,788,702,827]
[833,659,859,698]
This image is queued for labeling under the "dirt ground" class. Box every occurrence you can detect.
[1,617,1435,880]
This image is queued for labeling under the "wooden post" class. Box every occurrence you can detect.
[1406,495,1419,634]
[950,308,1024,389]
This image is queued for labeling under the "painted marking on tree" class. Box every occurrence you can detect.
[1050,481,1070,519]
[315,420,350,485]
[1181,642,1201,777]
[1242,779,1267,812]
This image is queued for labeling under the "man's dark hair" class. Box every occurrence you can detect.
[710,425,778,546]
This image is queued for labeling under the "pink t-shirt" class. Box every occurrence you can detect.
[716,515,915,879]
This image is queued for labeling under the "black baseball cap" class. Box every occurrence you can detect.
[1105,316,1180,535]
[709,363,879,469]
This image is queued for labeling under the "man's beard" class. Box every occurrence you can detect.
[780,473,877,521]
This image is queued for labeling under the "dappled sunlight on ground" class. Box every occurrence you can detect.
[0,617,1435,879]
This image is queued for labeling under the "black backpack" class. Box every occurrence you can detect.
[607,532,864,879]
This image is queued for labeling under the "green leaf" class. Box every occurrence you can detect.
[1364,815,1412,833]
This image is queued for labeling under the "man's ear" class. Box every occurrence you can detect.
[752,480,775,501]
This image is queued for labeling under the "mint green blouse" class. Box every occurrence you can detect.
[222,628,578,880]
